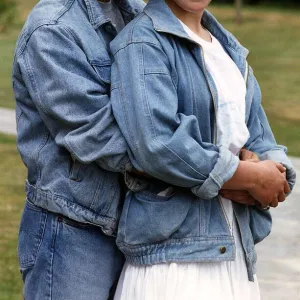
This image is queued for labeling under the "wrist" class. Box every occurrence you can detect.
[222,161,260,191]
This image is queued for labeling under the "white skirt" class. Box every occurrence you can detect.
[114,202,260,300]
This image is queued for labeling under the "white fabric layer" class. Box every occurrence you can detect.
[114,219,260,300]
[114,23,258,300]
[179,21,250,230]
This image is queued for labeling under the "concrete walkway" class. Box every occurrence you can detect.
[0,108,16,135]
[0,108,299,299]
[256,157,300,299]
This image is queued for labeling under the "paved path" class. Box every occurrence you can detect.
[0,108,16,135]
[0,108,299,299]
[256,157,300,299]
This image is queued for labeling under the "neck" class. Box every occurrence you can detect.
[165,0,204,35]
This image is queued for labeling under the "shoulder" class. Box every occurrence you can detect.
[110,12,161,54]
[15,0,88,56]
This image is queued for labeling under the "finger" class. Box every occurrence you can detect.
[239,149,252,161]
[220,190,249,196]
[227,194,256,206]
[246,158,260,163]
[252,152,260,162]
[270,197,279,208]
[275,163,286,173]
[284,180,290,194]
[278,191,286,203]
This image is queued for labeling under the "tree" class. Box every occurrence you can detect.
[235,0,243,24]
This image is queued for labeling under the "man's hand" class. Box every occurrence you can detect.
[220,149,259,206]
[220,189,257,206]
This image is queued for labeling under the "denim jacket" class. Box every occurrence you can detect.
[12,0,144,235]
[110,0,296,280]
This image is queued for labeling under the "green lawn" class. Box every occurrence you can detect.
[0,133,26,300]
[0,3,299,154]
[209,5,300,156]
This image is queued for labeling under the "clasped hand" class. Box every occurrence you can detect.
[220,149,290,208]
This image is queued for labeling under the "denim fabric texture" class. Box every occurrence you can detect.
[110,0,296,281]
[18,200,124,300]
[12,0,144,235]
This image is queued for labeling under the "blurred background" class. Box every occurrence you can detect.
[0,0,299,299]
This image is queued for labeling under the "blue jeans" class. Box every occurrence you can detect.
[18,200,124,300]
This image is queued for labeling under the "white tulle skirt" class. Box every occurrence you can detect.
[114,203,260,300]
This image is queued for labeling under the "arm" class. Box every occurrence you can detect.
[110,41,240,199]
[244,74,296,193]
[15,24,131,172]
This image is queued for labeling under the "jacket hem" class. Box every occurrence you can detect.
[25,181,117,236]
[117,237,257,281]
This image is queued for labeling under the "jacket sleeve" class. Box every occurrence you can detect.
[245,75,296,192]
[16,24,131,172]
[110,41,240,199]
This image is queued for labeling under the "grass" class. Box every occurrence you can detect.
[0,133,26,300]
[0,0,38,109]
[0,2,299,154]
[208,5,300,156]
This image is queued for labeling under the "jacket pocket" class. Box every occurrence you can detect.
[248,206,272,245]
[117,190,194,246]
[18,200,47,269]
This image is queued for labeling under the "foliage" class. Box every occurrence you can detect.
[0,0,16,32]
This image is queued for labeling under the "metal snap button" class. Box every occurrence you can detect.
[220,246,227,254]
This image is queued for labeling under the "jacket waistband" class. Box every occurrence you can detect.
[25,181,117,236]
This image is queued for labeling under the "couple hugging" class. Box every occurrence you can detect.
[13,0,296,299]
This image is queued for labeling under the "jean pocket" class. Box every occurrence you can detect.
[18,200,47,269]
[117,190,194,246]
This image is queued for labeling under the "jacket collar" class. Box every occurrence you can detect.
[83,0,141,29]
[144,0,249,58]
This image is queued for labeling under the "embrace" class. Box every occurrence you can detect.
[13,0,296,299]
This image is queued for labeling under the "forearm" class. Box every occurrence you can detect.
[222,161,258,191]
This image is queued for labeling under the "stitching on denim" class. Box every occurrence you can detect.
[141,49,207,179]
[28,185,117,227]
[19,209,48,268]
[118,236,234,249]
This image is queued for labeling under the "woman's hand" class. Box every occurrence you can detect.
[248,160,289,208]
[239,149,260,163]
[221,149,289,208]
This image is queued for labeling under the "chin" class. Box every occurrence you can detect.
[174,0,212,13]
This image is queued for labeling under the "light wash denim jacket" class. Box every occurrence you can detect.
[110,0,296,280]
[12,0,144,235]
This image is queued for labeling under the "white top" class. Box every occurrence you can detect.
[180,21,250,231]
[114,23,259,300]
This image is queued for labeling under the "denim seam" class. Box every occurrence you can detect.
[46,216,59,300]
[119,75,138,152]
[125,253,235,262]
[26,183,117,227]
[112,41,163,56]
[118,236,234,249]
[19,210,48,268]
[182,48,198,116]
[89,173,105,212]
